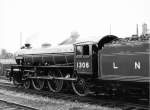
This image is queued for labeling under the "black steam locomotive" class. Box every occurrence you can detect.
[7,34,150,98]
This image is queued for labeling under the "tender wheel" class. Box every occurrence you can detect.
[23,79,31,89]
[47,70,63,92]
[72,73,89,96]
[32,78,45,90]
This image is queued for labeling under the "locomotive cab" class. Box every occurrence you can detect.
[74,41,98,76]
[72,35,118,96]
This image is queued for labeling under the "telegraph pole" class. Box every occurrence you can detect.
[20,32,22,47]
[109,24,111,35]
[136,24,139,37]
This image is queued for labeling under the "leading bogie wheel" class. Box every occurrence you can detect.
[72,73,89,96]
[47,70,63,92]
[12,78,20,87]
[23,78,31,89]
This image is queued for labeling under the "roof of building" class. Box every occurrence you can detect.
[0,59,16,64]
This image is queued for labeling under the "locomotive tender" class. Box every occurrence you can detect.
[8,34,150,98]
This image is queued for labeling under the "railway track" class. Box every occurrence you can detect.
[0,100,38,110]
[0,80,149,110]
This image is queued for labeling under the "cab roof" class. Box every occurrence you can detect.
[74,41,97,45]
[74,36,100,45]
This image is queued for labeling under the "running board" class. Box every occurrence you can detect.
[29,76,77,81]
[24,70,35,73]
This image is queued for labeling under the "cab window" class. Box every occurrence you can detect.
[76,46,82,55]
[76,45,90,55]
[83,45,89,55]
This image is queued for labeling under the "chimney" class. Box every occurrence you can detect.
[142,23,148,36]
[25,43,31,49]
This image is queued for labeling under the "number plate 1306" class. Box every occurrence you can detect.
[76,62,90,69]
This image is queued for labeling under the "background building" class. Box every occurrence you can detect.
[0,59,16,76]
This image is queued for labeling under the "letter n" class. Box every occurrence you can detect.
[135,61,140,69]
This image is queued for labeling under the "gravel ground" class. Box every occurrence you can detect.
[0,87,121,110]
[0,100,35,110]
[0,78,122,110]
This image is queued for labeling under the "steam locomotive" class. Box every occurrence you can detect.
[7,34,150,98]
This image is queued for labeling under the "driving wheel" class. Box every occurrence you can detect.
[47,70,63,92]
[72,73,89,96]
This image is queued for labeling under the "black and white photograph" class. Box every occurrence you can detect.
[0,0,149,110]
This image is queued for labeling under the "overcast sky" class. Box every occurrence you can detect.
[0,0,150,52]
